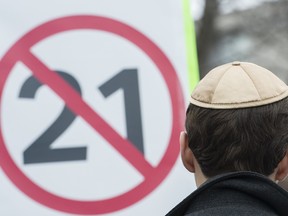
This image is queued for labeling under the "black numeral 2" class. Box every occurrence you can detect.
[20,71,87,164]
[19,69,144,164]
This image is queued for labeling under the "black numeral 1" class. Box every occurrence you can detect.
[99,69,144,154]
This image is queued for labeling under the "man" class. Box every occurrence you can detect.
[166,62,288,215]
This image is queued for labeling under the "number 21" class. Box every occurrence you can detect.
[19,69,144,164]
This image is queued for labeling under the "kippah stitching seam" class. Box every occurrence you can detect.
[239,64,261,99]
[211,65,233,103]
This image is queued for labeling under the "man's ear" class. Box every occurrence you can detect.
[180,131,195,173]
[275,151,288,182]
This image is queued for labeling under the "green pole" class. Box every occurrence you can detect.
[182,0,200,92]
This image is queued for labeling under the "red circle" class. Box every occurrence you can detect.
[0,16,185,214]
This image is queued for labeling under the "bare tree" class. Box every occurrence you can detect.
[197,0,219,77]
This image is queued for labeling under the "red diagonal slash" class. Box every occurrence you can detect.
[20,51,155,178]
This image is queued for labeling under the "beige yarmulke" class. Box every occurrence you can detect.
[190,61,288,109]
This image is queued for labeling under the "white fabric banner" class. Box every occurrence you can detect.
[0,0,197,215]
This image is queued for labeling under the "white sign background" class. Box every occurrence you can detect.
[0,1,196,215]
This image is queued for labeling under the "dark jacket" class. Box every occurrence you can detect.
[166,172,288,216]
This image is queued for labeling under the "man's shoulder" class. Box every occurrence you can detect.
[183,206,278,216]
[166,171,288,216]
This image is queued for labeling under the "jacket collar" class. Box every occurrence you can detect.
[166,171,288,216]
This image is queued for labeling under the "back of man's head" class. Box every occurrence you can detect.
[186,61,288,178]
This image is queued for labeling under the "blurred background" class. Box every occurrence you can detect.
[191,0,288,189]
[192,0,288,79]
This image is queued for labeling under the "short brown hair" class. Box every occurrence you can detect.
[185,97,288,177]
